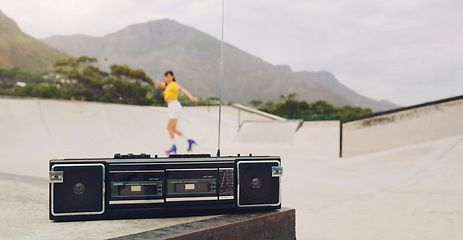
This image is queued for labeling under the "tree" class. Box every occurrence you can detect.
[148,87,165,106]
[53,56,154,105]
[1,57,160,106]
[0,69,45,91]
[279,93,297,102]
[273,93,301,117]
[258,93,373,120]
[258,100,276,114]
[110,64,154,87]
[249,99,263,108]
[104,79,146,104]
[54,56,106,100]
[311,100,335,115]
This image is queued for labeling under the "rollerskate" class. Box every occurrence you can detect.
[187,139,198,152]
[165,144,177,155]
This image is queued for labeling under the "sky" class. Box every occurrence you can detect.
[2,0,463,106]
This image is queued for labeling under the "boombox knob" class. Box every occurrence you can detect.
[114,153,121,159]
[249,153,253,157]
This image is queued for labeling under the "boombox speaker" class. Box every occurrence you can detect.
[49,154,283,221]
[237,161,280,207]
[50,164,105,216]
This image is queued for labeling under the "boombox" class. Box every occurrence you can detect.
[49,153,283,221]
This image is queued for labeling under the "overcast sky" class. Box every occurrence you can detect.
[2,0,462,106]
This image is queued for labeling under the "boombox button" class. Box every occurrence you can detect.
[272,166,283,177]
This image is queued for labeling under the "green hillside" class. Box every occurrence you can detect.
[0,10,68,73]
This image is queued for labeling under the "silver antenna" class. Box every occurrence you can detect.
[217,0,225,157]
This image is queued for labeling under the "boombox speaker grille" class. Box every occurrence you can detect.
[51,163,105,216]
[237,160,280,207]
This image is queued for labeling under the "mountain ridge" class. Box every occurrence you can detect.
[277,65,400,111]
[42,19,354,107]
[39,18,398,111]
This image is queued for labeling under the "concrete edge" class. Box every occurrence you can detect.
[110,208,296,240]
[231,103,288,121]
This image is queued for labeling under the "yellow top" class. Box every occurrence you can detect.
[163,81,180,101]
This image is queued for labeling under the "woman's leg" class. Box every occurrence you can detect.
[166,119,179,154]
[167,119,183,139]
[167,117,197,152]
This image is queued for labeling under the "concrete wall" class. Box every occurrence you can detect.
[233,120,301,144]
[232,120,340,158]
[341,97,463,157]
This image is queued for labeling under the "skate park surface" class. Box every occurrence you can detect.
[1,96,463,239]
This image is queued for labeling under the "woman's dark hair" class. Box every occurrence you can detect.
[164,70,176,82]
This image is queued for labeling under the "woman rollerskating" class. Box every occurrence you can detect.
[156,70,199,155]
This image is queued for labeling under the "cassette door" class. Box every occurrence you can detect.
[49,163,105,217]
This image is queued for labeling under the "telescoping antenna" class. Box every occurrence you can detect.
[216,0,225,157]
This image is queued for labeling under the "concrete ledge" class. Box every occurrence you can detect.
[111,208,296,240]
[232,103,287,121]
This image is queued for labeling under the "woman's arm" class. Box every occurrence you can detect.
[179,86,199,102]
[155,80,165,88]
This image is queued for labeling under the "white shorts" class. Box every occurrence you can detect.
[167,99,183,119]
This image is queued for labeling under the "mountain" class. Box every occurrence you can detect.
[277,65,400,111]
[42,19,352,106]
[0,10,68,73]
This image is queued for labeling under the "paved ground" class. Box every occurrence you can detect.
[1,97,462,239]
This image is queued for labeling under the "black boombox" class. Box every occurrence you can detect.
[49,153,283,221]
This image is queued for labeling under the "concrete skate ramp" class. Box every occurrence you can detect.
[0,97,272,178]
[231,120,340,158]
[341,95,463,157]
[293,120,340,158]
